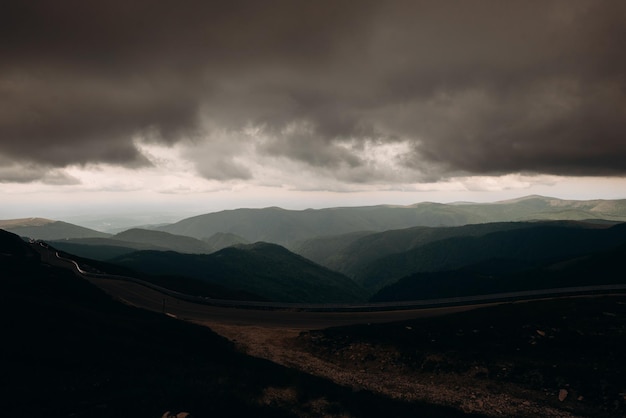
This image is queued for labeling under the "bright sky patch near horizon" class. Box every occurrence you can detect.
[1,1,625,226]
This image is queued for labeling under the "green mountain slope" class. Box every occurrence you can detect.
[2,219,110,240]
[49,229,217,261]
[109,243,368,303]
[372,239,626,302]
[361,222,626,291]
[158,196,626,246]
[51,246,268,301]
[203,231,250,251]
[157,203,489,245]
[115,228,214,253]
[294,222,549,275]
[292,230,374,268]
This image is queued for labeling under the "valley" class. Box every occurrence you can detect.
[27,240,626,417]
[3,195,626,417]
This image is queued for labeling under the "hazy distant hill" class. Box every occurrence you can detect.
[2,219,111,240]
[0,217,54,228]
[292,231,374,268]
[157,204,485,245]
[203,232,250,251]
[481,195,626,220]
[114,228,214,253]
[359,222,626,291]
[293,222,543,275]
[109,243,368,303]
[158,196,626,246]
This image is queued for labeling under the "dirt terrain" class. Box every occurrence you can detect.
[199,296,626,418]
[74,261,625,417]
[201,321,579,417]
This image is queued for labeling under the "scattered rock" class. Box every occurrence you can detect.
[559,389,568,402]
[536,330,546,337]
[162,412,191,418]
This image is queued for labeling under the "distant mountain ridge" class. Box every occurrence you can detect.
[0,217,54,228]
[4,195,626,245]
[157,195,626,246]
[1,220,110,240]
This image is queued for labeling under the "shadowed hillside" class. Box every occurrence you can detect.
[355,222,626,291]
[54,247,270,302]
[371,234,626,302]
[49,229,217,261]
[1,229,473,418]
[109,242,368,303]
[43,230,249,261]
[50,237,168,260]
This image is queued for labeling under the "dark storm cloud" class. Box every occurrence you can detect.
[0,157,79,185]
[1,0,625,182]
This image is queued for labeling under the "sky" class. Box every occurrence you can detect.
[1,1,625,225]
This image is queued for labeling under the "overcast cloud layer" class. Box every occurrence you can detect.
[1,0,625,185]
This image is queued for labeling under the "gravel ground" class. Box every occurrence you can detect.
[198,321,579,417]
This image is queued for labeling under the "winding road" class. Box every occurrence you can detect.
[36,242,626,329]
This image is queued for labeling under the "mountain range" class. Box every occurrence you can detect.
[156,195,626,246]
[3,195,626,304]
[4,196,626,246]
[349,221,626,291]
